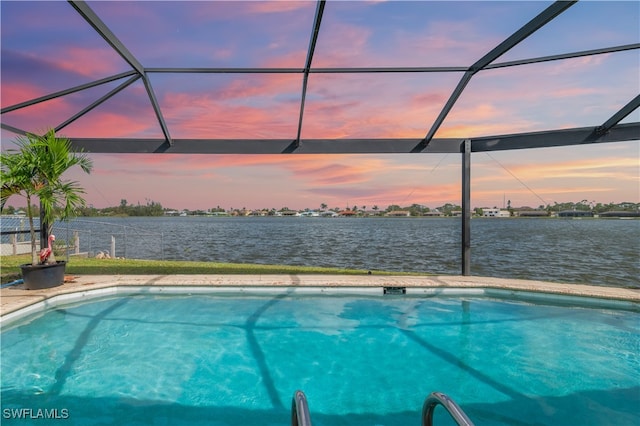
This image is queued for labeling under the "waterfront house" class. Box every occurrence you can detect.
[321,211,339,218]
[517,210,549,217]
[483,208,510,217]
[599,211,640,218]
[387,210,411,217]
[558,210,593,217]
[423,211,443,217]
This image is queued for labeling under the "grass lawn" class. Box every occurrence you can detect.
[1,254,415,284]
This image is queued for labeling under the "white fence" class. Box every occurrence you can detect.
[1,216,36,256]
[1,217,164,260]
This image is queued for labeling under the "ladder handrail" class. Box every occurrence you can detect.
[422,392,475,426]
[290,389,472,426]
[291,390,313,426]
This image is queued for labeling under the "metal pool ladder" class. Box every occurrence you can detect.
[291,390,312,426]
[422,392,475,426]
[291,390,474,426]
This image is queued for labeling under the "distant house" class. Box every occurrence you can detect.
[598,211,639,218]
[483,208,510,217]
[517,210,548,217]
[558,210,593,217]
[423,211,443,217]
[483,208,498,216]
[387,210,410,217]
[299,211,320,217]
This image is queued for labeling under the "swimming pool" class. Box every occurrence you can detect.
[1,288,638,425]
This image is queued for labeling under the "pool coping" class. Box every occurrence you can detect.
[2,274,639,322]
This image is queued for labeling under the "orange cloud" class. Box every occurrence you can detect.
[82,145,637,210]
[286,156,391,186]
[91,153,398,192]
[506,156,638,181]
[468,152,639,207]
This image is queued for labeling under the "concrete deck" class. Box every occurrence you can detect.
[2,274,639,319]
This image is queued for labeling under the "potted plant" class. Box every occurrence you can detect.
[1,129,93,289]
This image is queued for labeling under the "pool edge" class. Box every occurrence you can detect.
[2,274,638,327]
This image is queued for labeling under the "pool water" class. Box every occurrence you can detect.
[1,294,638,425]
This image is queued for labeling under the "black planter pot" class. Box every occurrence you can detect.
[20,261,66,290]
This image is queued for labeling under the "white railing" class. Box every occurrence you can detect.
[1,217,164,260]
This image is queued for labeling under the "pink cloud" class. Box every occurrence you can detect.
[54,47,126,78]
[154,75,303,138]
[246,1,311,15]
[165,102,298,139]
[213,74,300,102]
[410,92,448,108]
[401,20,500,66]
[551,87,600,98]
[71,144,638,211]
[1,85,85,133]
[0,82,44,108]
[180,1,311,22]
[311,180,462,208]
[286,157,387,186]
[313,23,372,68]
[91,153,391,190]
[210,47,235,61]
[544,54,609,75]
[263,50,309,68]
[62,110,162,139]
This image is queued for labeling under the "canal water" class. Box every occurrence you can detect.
[32,216,637,288]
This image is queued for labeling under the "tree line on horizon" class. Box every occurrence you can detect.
[2,199,638,218]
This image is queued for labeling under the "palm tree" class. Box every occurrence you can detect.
[1,129,93,266]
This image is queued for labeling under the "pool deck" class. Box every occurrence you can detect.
[1,274,639,317]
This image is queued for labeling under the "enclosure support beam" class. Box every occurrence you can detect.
[292,0,325,152]
[461,139,471,276]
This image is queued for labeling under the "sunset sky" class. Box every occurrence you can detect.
[1,0,638,211]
